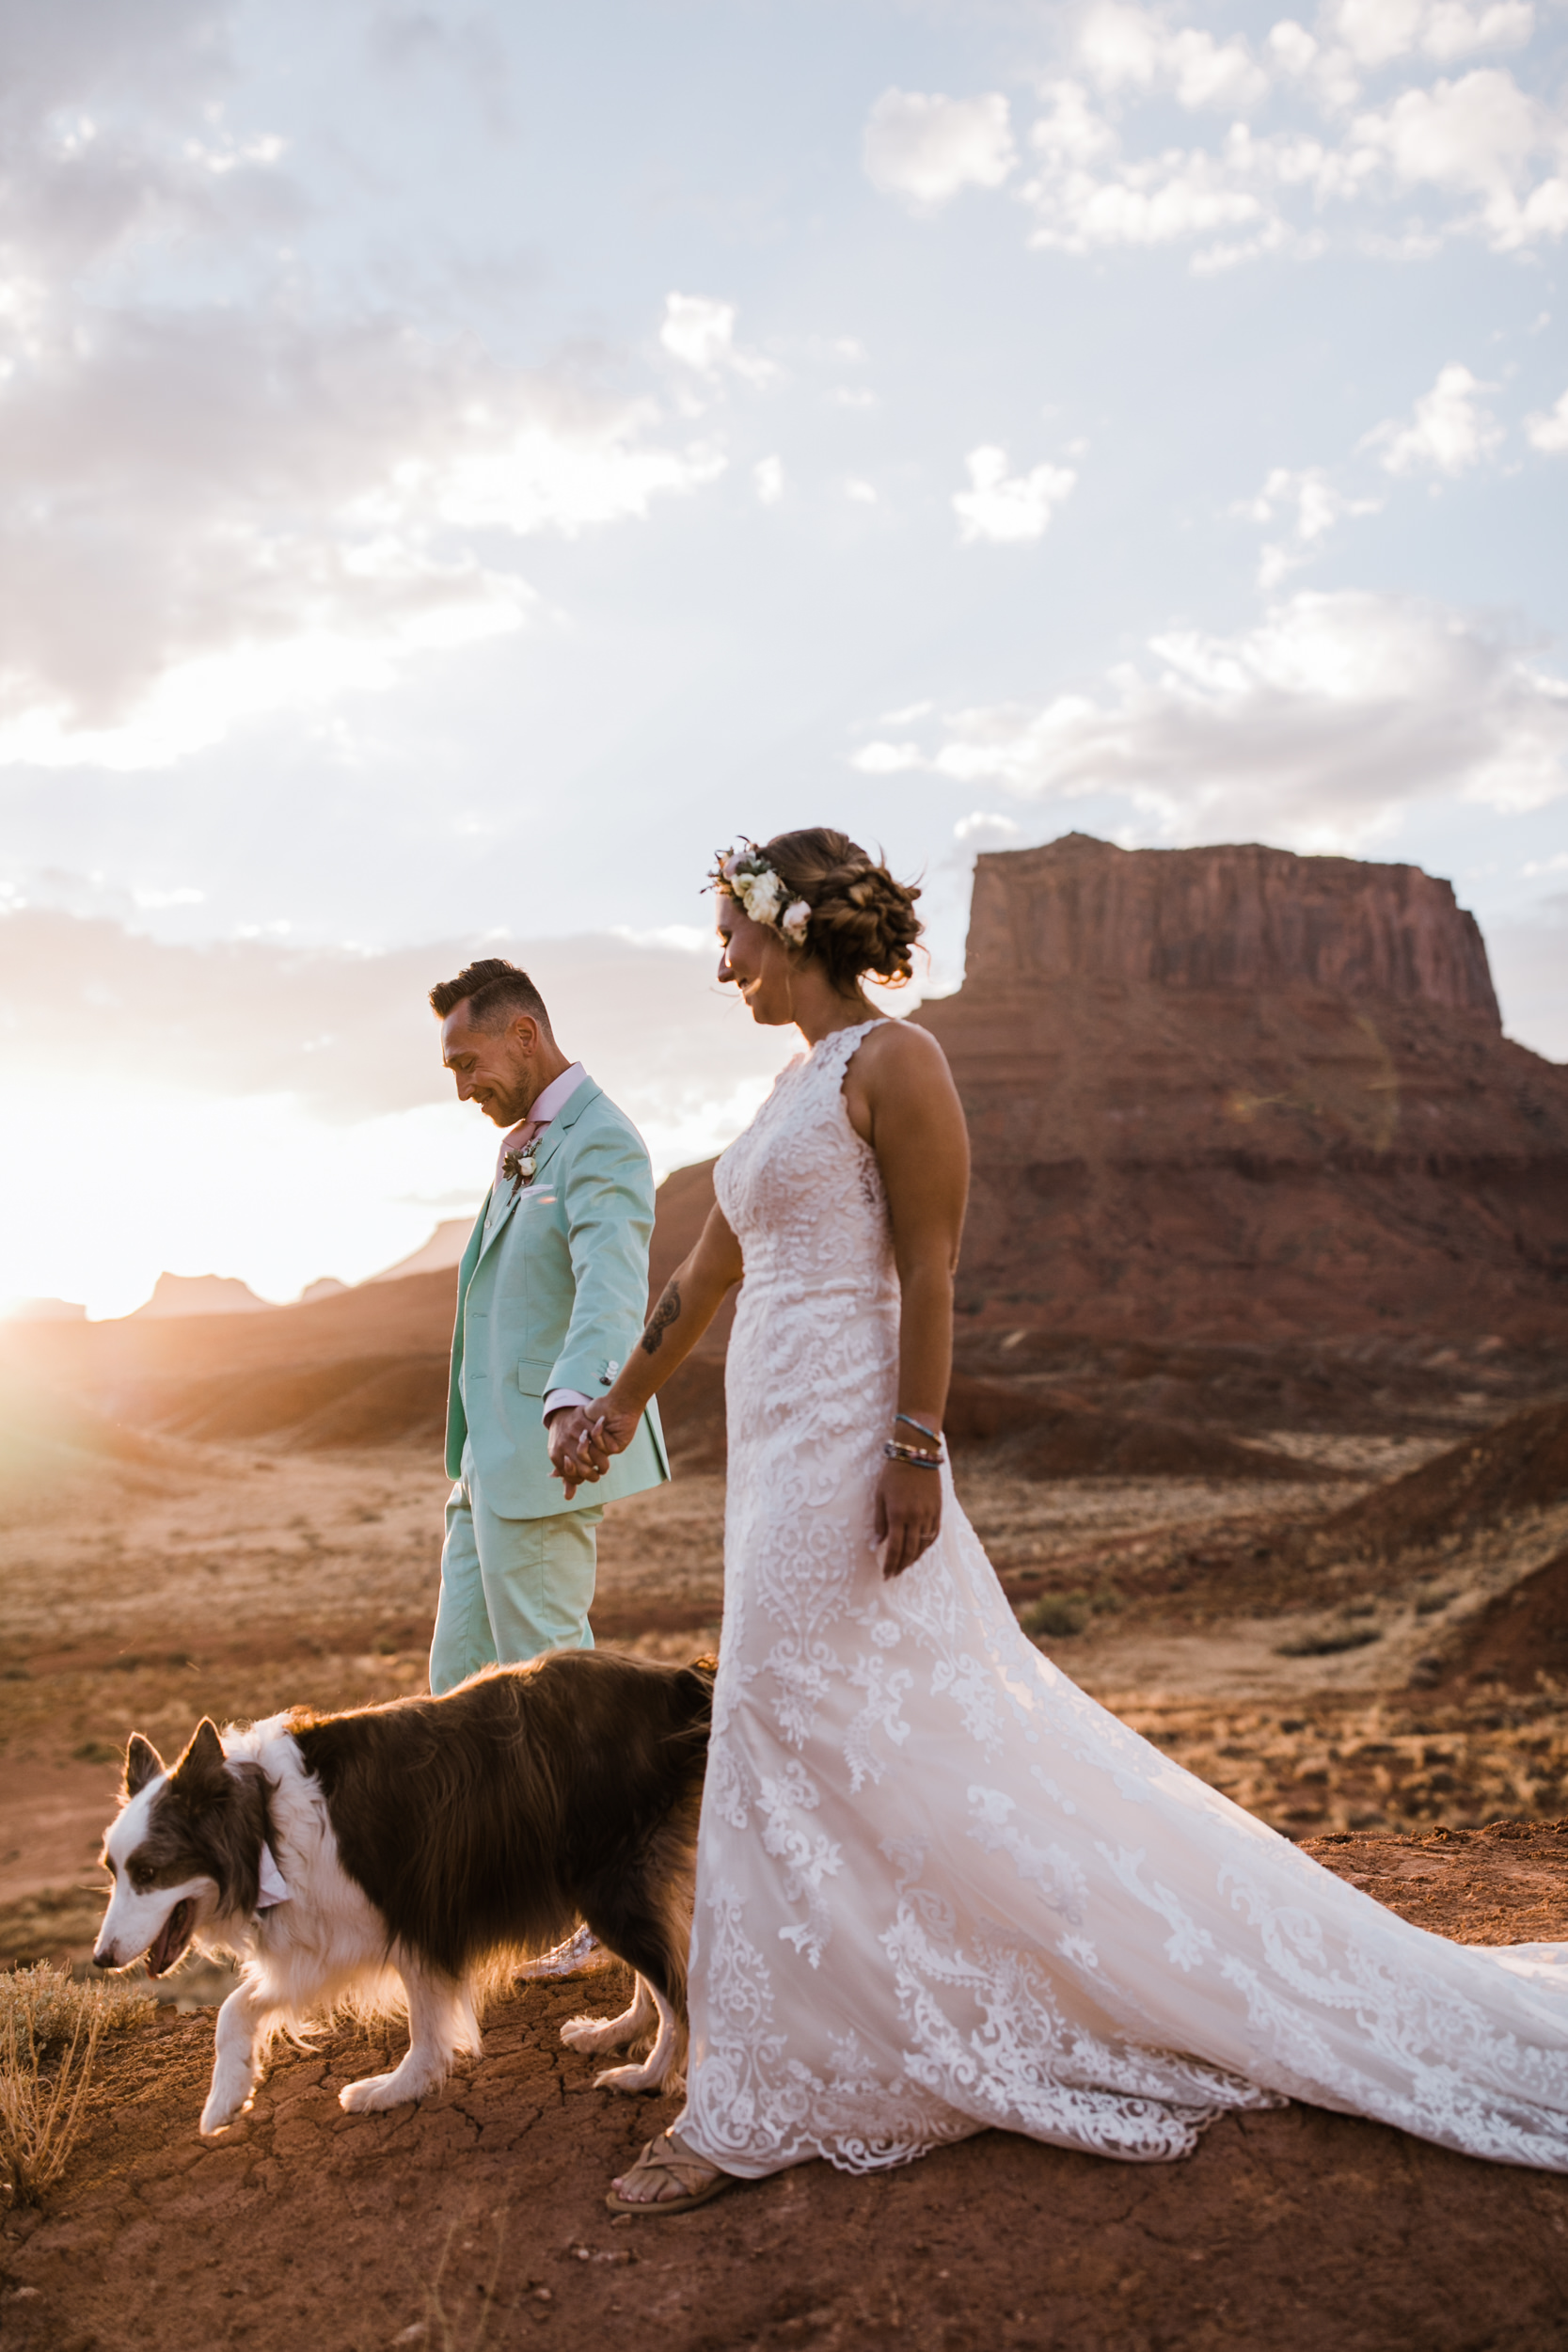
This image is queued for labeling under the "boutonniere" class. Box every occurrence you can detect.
[501,1144,537,1197]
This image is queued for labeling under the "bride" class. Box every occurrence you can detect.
[551,826,1568,2214]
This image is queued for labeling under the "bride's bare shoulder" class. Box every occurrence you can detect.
[855,1015,950,1068]
[847,1017,958,1101]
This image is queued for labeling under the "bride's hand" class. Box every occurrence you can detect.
[875,1460,942,1580]
[546,1404,641,1500]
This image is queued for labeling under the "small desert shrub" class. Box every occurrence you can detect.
[1274,1626,1384,1659]
[1021,1594,1090,1641]
[0,1964,153,2206]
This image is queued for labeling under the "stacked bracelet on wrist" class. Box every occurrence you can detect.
[895,1412,942,1447]
[884,1438,943,1470]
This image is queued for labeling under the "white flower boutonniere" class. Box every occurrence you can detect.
[502,1145,537,1196]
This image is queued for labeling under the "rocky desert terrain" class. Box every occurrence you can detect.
[4,834,1568,2349]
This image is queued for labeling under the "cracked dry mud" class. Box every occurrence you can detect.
[5,1851,1568,2352]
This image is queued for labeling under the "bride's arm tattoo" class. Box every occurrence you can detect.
[641,1279,681,1355]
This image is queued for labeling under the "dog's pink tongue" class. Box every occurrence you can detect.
[147,1900,189,1979]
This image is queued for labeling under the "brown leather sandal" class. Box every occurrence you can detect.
[605,2129,734,2217]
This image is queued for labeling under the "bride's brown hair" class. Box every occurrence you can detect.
[759,827,923,991]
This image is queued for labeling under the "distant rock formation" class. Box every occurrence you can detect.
[912,834,1568,1340]
[128,1272,275,1319]
[5,1297,87,1321]
[365,1217,476,1285]
[960,834,1500,1015]
[299,1278,348,1305]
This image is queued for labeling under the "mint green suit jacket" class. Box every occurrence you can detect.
[445,1079,669,1519]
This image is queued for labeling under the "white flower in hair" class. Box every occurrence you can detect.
[713,842,808,943]
[743,867,784,926]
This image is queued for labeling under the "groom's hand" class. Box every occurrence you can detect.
[546,1405,611,1501]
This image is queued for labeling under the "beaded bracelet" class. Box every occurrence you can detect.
[884,1438,942,1470]
[895,1411,942,1447]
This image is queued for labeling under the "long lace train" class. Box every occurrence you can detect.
[675,1021,1568,2178]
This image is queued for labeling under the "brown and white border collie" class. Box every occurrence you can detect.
[93,1649,715,2137]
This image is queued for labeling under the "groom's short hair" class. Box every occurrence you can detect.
[429,957,553,1034]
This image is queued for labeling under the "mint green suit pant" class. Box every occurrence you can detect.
[429,1440,602,1695]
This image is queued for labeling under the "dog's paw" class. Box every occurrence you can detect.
[560,2012,629,2055]
[339,2072,404,2113]
[593,2058,666,2094]
[198,2090,253,2137]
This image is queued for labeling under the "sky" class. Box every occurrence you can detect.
[3,0,1566,1316]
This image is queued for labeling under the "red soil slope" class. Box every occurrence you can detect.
[1328,1399,1568,1556]
[1419,1548,1568,1692]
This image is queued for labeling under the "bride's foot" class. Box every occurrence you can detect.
[606,2129,733,2216]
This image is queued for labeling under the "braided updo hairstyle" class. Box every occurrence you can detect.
[758,827,923,992]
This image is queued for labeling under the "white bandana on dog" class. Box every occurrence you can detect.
[257,1842,291,1911]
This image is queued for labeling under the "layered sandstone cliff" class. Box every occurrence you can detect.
[961,836,1499,1015]
[910,834,1568,1340]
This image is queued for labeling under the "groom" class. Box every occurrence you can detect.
[426,957,668,1693]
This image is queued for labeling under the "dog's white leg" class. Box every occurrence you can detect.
[338,1964,476,2115]
[560,1973,656,2058]
[592,1979,681,2094]
[200,1979,271,2137]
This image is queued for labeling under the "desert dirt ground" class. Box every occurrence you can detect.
[4,1430,1568,2348]
[3,1833,1568,2352]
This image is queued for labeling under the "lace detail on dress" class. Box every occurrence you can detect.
[676,1018,1568,2179]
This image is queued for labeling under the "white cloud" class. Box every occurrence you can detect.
[1245,464,1383,586]
[953,445,1077,545]
[1525,388,1568,453]
[658,292,774,385]
[952,811,1023,848]
[849,591,1568,850]
[875,31,1568,270]
[1345,68,1568,247]
[0,310,726,769]
[0,16,735,771]
[1077,5,1269,111]
[850,739,923,774]
[862,89,1016,211]
[752,453,785,505]
[1363,360,1503,474]
[844,477,878,504]
[1324,0,1535,69]
[1022,86,1288,267]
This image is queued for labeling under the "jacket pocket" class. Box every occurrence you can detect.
[515,1357,557,1398]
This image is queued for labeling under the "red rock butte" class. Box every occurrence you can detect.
[907,834,1568,1343]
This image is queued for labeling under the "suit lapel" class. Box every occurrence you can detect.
[469,1079,603,1273]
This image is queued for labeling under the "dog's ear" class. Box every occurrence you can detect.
[123,1732,165,1798]
[169,1719,228,1803]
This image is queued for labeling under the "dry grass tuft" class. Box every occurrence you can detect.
[0,1963,153,2205]
[381,2207,510,2352]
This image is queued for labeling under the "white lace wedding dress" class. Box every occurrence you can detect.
[673,1020,1568,2178]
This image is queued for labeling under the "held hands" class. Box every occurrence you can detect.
[875,1456,942,1580]
[546,1403,641,1502]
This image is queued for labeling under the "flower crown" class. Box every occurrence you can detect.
[709,843,812,947]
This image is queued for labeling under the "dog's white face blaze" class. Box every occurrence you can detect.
[95,1776,217,1977]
